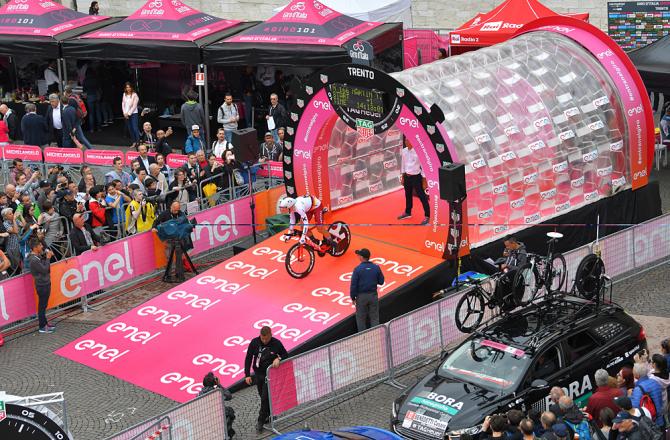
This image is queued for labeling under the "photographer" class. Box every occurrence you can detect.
[197,372,236,438]
[27,238,55,334]
[153,201,187,282]
[125,190,155,234]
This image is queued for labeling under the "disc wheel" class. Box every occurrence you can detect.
[327,221,351,257]
[455,290,485,333]
[513,264,540,306]
[574,253,605,300]
[285,243,315,279]
[548,253,567,293]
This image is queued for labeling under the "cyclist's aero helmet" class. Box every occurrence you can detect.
[279,197,296,209]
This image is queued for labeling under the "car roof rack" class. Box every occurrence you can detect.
[470,293,621,354]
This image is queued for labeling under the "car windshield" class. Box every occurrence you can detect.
[439,338,530,391]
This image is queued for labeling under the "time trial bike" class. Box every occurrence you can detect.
[283,221,351,279]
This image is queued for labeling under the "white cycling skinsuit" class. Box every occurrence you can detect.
[288,195,323,243]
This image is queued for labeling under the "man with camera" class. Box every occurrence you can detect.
[28,238,55,334]
[153,201,189,282]
[70,213,101,256]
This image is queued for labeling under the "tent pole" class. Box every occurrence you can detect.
[202,64,212,145]
[61,59,68,88]
[57,58,64,93]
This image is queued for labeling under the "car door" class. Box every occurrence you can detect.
[519,343,565,412]
[561,330,602,407]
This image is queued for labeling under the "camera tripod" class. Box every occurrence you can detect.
[163,238,198,283]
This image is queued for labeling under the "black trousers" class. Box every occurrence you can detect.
[255,374,270,424]
[36,283,51,329]
[403,173,430,217]
[53,129,63,148]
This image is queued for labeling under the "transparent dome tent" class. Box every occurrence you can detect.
[389,30,637,245]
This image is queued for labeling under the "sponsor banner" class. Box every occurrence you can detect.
[312,114,338,207]
[628,213,670,269]
[388,301,442,366]
[166,153,188,168]
[56,234,437,402]
[84,149,124,166]
[293,88,333,196]
[43,147,84,164]
[48,234,158,308]
[1,144,42,161]
[190,197,253,255]
[256,161,284,178]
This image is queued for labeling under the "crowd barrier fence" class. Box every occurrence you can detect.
[266,212,670,433]
[105,388,229,440]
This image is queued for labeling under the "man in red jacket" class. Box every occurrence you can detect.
[585,368,622,426]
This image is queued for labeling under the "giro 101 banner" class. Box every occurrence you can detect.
[0,0,108,36]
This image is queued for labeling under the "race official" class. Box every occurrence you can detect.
[28,239,55,333]
[398,137,430,225]
[350,248,384,332]
[244,326,288,434]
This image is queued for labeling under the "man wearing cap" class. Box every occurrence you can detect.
[35,180,53,213]
[184,125,205,154]
[350,248,384,332]
[549,423,570,440]
[259,131,282,162]
[612,398,645,440]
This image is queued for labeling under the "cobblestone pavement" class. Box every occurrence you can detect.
[0,165,668,439]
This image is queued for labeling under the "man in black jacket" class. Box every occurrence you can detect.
[21,103,48,146]
[152,201,187,282]
[0,103,20,141]
[244,326,288,434]
[267,93,287,144]
[46,94,64,147]
[27,239,55,333]
[69,213,101,255]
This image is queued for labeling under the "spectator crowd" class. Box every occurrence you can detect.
[474,344,670,440]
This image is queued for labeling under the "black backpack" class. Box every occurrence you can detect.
[636,415,663,440]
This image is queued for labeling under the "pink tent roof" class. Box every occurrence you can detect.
[84,0,240,41]
[0,0,108,36]
[227,0,382,46]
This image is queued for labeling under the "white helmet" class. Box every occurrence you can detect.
[279,197,296,209]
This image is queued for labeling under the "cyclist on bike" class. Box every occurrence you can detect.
[279,195,332,248]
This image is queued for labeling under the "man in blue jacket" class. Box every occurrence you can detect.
[21,103,48,146]
[184,124,205,154]
[350,248,384,332]
[631,362,665,426]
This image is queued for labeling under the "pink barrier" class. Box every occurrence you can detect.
[166,154,188,168]
[257,161,283,178]
[2,144,42,161]
[43,147,84,164]
[84,149,125,166]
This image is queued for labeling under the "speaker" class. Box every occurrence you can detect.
[232,128,259,163]
[439,163,466,202]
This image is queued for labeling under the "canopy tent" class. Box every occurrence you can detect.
[628,35,670,95]
[273,0,412,26]
[449,0,589,52]
[61,0,253,64]
[0,0,117,57]
[203,0,403,68]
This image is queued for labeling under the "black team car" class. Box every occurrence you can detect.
[391,295,647,439]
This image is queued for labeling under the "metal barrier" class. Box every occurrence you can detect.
[266,212,670,433]
[105,389,229,440]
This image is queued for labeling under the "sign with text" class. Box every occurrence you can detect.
[85,149,124,166]
[44,147,84,164]
[56,234,440,402]
[1,144,42,161]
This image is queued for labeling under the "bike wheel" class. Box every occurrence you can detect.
[574,253,605,300]
[285,243,315,279]
[513,264,539,306]
[548,253,567,293]
[455,290,485,333]
[328,220,351,257]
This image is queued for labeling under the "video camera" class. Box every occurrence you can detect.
[156,216,197,241]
